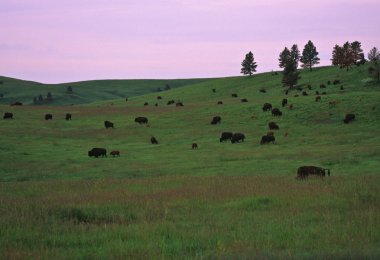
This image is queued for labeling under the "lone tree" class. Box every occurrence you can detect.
[300,40,320,71]
[241,51,257,76]
[368,47,380,83]
[279,44,300,88]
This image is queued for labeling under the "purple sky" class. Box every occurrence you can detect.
[1,0,379,83]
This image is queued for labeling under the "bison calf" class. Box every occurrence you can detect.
[110,150,120,157]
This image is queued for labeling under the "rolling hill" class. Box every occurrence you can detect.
[0,64,379,258]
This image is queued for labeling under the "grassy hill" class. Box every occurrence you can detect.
[0,76,212,105]
[0,64,379,258]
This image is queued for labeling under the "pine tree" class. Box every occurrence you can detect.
[368,47,380,62]
[351,41,364,65]
[300,40,320,71]
[332,45,344,68]
[241,51,257,76]
[278,47,291,69]
[282,61,300,88]
[290,44,300,69]
[368,47,380,83]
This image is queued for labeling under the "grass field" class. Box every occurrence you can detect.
[1,64,379,258]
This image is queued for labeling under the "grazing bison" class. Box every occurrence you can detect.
[297,166,330,179]
[211,116,221,125]
[167,100,175,105]
[135,117,148,124]
[3,112,13,119]
[315,91,320,95]
[65,113,72,120]
[192,143,198,149]
[344,114,355,124]
[104,120,114,128]
[241,98,248,103]
[45,114,53,120]
[268,122,279,130]
[294,94,299,97]
[322,92,327,95]
[267,131,274,137]
[157,96,162,100]
[288,104,293,110]
[144,102,149,106]
[262,103,272,112]
[155,103,158,107]
[110,150,120,157]
[10,102,22,106]
[231,133,245,143]
[231,93,238,98]
[212,88,216,93]
[260,89,266,93]
[282,98,288,107]
[272,108,282,117]
[220,132,233,142]
[217,101,223,105]
[333,79,340,85]
[307,85,312,90]
[340,86,344,90]
[302,91,308,96]
[176,102,184,107]
[285,89,289,95]
[260,135,275,144]
[125,98,128,102]
[151,136,158,144]
[320,84,326,88]
[88,148,107,158]
[315,96,321,102]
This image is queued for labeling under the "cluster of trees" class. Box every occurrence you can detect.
[241,40,379,86]
[33,92,53,104]
[331,41,365,70]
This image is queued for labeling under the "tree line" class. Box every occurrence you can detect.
[241,41,380,86]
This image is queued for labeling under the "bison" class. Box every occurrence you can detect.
[110,150,120,157]
[231,133,245,143]
[267,131,274,137]
[268,122,279,130]
[65,113,72,120]
[272,108,282,117]
[157,96,162,100]
[151,136,158,144]
[45,114,53,120]
[262,103,272,112]
[217,101,223,105]
[211,116,221,125]
[144,102,149,106]
[333,79,340,85]
[220,132,233,142]
[3,112,13,119]
[297,166,330,179]
[260,135,275,145]
[241,98,248,103]
[260,89,266,93]
[135,117,148,124]
[315,96,321,102]
[167,100,175,105]
[88,148,107,158]
[10,102,22,106]
[320,84,326,89]
[344,114,355,124]
[282,98,288,107]
[212,88,216,93]
[104,120,114,129]
[176,102,184,107]
[231,93,238,98]
[302,91,308,96]
[192,143,198,149]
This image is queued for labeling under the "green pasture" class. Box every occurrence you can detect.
[0,64,379,258]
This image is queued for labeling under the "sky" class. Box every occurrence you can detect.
[1,0,379,83]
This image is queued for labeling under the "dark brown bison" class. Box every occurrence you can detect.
[288,104,293,110]
[10,102,23,106]
[231,93,238,98]
[157,96,162,100]
[212,88,216,93]
[65,113,72,120]
[88,148,107,158]
[217,101,223,105]
[333,79,340,85]
[267,131,274,137]
[192,143,198,149]
[167,100,175,105]
[315,96,321,102]
[315,91,319,95]
[220,132,233,142]
[104,120,114,128]
[110,150,120,157]
[272,108,282,116]
[211,116,221,125]
[320,84,326,88]
[241,98,248,103]
[144,102,149,106]
[3,112,13,119]
[268,122,279,130]
[135,117,148,124]
[302,91,308,96]
[176,102,184,107]
[260,89,266,93]
[282,98,288,107]
[260,135,275,144]
[262,103,272,112]
[297,166,330,179]
[231,133,245,143]
[151,136,158,144]
[322,92,327,95]
[344,114,355,124]
[340,86,344,90]
[45,114,53,120]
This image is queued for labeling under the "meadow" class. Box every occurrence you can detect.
[0,64,380,258]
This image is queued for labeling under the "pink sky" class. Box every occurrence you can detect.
[1,0,379,83]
